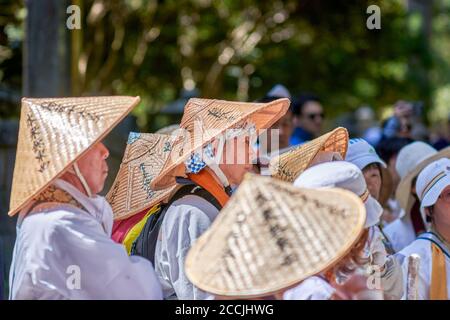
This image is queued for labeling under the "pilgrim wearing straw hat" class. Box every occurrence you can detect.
[269,127,348,182]
[397,158,450,300]
[293,161,403,299]
[149,97,289,299]
[8,97,162,300]
[106,132,177,256]
[384,142,450,252]
[184,174,382,299]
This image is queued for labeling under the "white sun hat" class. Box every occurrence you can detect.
[346,138,386,170]
[293,161,382,228]
[267,84,291,99]
[395,142,450,215]
[415,158,450,223]
[346,138,393,206]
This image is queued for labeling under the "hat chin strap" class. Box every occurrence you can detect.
[73,162,93,198]
[201,121,256,191]
[203,153,230,189]
[203,136,230,189]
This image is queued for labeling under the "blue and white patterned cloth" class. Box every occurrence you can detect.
[127,132,141,145]
[185,143,215,174]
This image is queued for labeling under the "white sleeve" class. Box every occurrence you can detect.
[380,255,404,300]
[102,256,162,300]
[367,226,387,267]
[48,215,163,300]
[157,204,214,300]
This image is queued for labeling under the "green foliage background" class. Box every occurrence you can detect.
[1,0,449,130]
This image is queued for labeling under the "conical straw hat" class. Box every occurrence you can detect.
[185,174,366,298]
[150,98,290,190]
[106,132,177,220]
[269,127,348,183]
[8,96,140,217]
[155,124,180,135]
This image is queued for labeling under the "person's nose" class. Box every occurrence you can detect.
[99,142,110,160]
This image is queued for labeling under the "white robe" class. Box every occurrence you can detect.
[9,179,162,300]
[154,194,219,300]
[396,237,450,300]
[279,227,403,300]
[384,211,416,253]
[283,277,336,300]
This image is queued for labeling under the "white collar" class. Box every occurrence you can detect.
[53,179,113,235]
[53,179,97,213]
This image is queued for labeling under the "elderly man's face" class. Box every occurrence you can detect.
[77,142,110,194]
[218,136,256,186]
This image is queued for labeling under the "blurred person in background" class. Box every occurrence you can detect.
[431,113,450,151]
[290,93,324,145]
[258,84,294,155]
[381,100,429,143]
[254,84,294,174]
[355,105,383,147]
[0,243,3,300]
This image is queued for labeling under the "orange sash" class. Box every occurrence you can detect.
[187,169,230,207]
[430,243,448,300]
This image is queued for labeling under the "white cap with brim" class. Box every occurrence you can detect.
[416,158,450,224]
[395,143,450,218]
[293,161,382,228]
[267,84,291,99]
[346,138,387,170]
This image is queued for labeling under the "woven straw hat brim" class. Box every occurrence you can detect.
[8,96,140,217]
[155,124,180,135]
[395,146,450,212]
[106,133,177,220]
[151,98,290,190]
[185,174,366,298]
[270,127,348,183]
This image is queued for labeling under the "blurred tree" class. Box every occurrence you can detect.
[0,0,23,118]
[0,0,448,130]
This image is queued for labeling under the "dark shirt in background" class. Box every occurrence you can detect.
[290,126,313,146]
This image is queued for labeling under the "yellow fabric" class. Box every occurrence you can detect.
[430,243,448,300]
[122,205,161,255]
